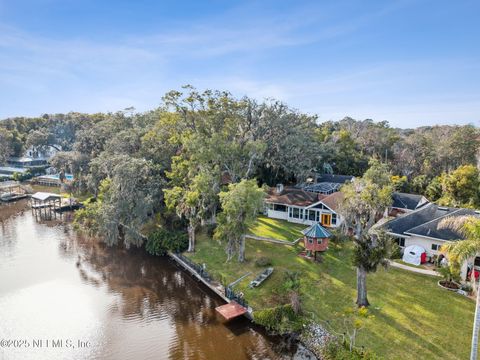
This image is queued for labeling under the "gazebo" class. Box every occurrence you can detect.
[302,223,332,260]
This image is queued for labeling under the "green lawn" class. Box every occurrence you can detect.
[248,215,306,241]
[28,184,92,202]
[186,233,475,360]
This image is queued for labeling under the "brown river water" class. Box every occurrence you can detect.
[0,201,309,360]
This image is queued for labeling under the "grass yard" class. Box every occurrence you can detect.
[186,233,475,360]
[28,184,92,202]
[248,215,306,241]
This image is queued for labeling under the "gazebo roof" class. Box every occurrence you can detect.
[302,223,332,238]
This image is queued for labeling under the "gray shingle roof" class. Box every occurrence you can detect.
[384,203,478,241]
[392,192,429,210]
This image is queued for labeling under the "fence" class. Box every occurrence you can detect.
[175,252,212,282]
[225,286,249,308]
[174,252,250,310]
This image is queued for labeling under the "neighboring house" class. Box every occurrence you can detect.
[264,184,343,227]
[0,166,29,179]
[389,192,430,217]
[303,174,354,195]
[383,202,480,279]
[6,146,59,168]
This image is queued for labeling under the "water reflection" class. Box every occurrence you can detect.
[0,206,297,360]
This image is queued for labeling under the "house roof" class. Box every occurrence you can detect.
[266,187,322,207]
[383,203,478,241]
[319,191,344,212]
[316,174,354,184]
[392,192,429,210]
[304,182,342,194]
[302,223,332,238]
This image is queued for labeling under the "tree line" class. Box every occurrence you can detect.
[1,87,479,255]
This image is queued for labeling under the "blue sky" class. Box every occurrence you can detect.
[0,0,478,128]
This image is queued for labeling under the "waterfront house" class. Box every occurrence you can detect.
[264,184,343,227]
[383,203,480,279]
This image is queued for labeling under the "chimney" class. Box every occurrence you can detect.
[276,184,284,194]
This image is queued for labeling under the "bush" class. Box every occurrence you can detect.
[12,171,33,181]
[253,304,302,334]
[461,284,473,294]
[146,228,188,256]
[322,340,380,360]
[438,265,460,284]
[329,231,349,245]
[390,243,402,259]
[255,256,272,267]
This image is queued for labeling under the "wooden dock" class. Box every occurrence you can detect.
[168,252,252,320]
[0,193,28,202]
[215,301,247,321]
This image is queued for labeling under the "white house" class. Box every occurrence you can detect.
[264,184,343,228]
[383,202,479,280]
[6,145,59,168]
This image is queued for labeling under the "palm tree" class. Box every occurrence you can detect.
[440,215,480,360]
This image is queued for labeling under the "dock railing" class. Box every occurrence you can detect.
[175,252,212,282]
[173,252,250,311]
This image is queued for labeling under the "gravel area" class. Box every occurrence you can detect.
[299,323,335,359]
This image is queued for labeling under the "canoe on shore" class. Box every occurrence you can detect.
[249,267,274,288]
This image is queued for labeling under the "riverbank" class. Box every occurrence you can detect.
[0,208,301,360]
[185,232,476,360]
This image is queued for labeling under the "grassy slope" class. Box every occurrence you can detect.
[187,233,475,360]
[248,215,306,241]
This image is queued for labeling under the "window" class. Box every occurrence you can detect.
[274,204,287,212]
[396,237,405,247]
[317,239,322,245]
[431,244,441,251]
[332,213,337,225]
[309,210,316,221]
[308,238,313,244]
[292,208,300,219]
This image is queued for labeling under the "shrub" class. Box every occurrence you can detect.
[461,283,473,294]
[390,243,402,259]
[255,256,272,267]
[253,304,302,334]
[146,228,188,256]
[438,265,460,284]
[322,340,380,360]
[329,231,349,245]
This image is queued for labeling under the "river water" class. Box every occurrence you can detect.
[0,201,303,360]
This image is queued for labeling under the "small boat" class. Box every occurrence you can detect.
[249,267,274,288]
